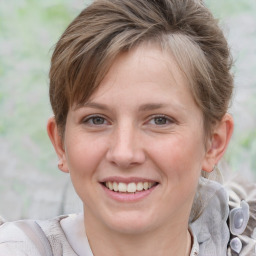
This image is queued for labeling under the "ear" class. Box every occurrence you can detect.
[47,116,69,173]
[202,113,234,172]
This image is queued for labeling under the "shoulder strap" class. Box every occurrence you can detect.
[15,220,53,256]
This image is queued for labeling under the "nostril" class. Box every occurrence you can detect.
[106,146,146,168]
[106,151,138,168]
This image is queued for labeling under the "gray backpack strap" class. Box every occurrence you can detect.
[15,220,53,256]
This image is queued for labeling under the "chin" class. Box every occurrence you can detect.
[104,210,158,235]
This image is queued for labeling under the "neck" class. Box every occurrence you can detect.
[84,214,192,256]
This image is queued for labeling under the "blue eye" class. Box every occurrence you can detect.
[83,115,107,125]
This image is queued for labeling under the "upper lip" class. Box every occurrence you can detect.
[100,176,159,184]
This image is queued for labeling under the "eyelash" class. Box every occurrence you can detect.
[82,114,175,127]
[146,115,175,126]
[82,115,109,126]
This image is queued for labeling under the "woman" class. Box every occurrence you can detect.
[0,0,255,255]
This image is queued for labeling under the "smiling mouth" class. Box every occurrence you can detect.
[103,181,158,193]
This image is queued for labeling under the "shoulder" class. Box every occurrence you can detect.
[225,177,256,255]
[37,215,78,255]
[0,218,47,256]
[190,177,256,256]
[0,215,77,256]
[190,178,230,256]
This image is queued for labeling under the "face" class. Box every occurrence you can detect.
[56,44,211,235]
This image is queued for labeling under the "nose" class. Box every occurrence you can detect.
[106,123,146,168]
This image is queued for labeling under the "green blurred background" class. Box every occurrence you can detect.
[0,0,255,220]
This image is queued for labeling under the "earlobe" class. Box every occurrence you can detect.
[47,117,69,173]
[202,113,234,172]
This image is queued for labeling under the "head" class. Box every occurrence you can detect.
[47,0,234,234]
[49,0,233,140]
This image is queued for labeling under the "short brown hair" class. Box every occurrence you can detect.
[49,0,233,136]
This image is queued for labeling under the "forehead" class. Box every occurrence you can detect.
[72,35,203,111]
[77,43,198,114]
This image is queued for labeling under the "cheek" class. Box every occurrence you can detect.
[64,135,107,177]
[152,135,204,168]
[148,133,205,190]
[64,136,107,203]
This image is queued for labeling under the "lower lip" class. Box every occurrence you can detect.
[101,184,158,202]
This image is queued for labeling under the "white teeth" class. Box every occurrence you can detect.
[137,182,144,191]
[127,183,136,193]
[108,182,113,191]
[104,181,156,193]
[143,182,149,190]
[113,182,118,192]
[118,182,127,192]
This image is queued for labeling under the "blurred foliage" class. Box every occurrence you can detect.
[0,0,255,177]
[0,0,91,174]
[206,0,256,17]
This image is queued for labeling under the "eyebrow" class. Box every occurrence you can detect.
[138,103,168,111]
[75,102,109,110]
[75,102,169,112]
